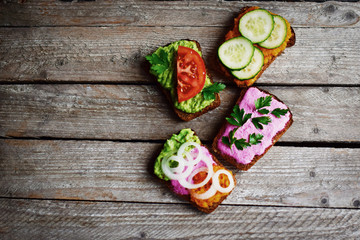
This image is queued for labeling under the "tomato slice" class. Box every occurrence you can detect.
[176,46,206,103]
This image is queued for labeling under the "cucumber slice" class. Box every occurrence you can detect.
[259,15,287,49]
[239,9,274,43]
[218,37,254,70]
[231,47,264,80]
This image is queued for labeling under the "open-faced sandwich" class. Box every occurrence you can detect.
[218,6,296,87]
[146,40,225,121]
[155,128,236,213]
[213,87,293,171]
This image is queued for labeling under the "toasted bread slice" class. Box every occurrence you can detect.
[148,40,221,121]
[155,129,236,213]
[219,6,296,87]
[212,87,293,171]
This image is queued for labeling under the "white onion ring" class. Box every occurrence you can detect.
[187,167,208,182]
[178,157,214,189]
[212,169,235,193]
[177,142,203,165]
[192,169,235,200]
[192,183,217,200]
[161,142,202,181]
[161,155,193,180]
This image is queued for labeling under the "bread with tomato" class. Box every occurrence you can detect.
[218,6,296,87]
[154,128,236,213]
[146,40,224,121]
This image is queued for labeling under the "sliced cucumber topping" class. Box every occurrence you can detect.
[239,9,274,43]
[259,15,287,49]
[218,37,254,70]
[231,47,264,80]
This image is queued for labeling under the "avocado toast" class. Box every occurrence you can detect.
[146,40,224,121]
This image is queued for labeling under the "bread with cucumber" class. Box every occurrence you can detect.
[146,40,225,121]
[218,6,296,87]
[154,128,236,213]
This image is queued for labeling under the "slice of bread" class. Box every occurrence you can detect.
[219,6,296,87]
[148,40,221,121]
[155,129,236,213]
[212,87,293,171]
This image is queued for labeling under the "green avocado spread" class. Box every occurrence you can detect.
[148,40,214,113]
[154,128,200,180]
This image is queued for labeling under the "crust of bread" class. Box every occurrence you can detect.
[150,40,221,121]
[212,87,293,171]
[156,130,236,213]
[218,6,296,87]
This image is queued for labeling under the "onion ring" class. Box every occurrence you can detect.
[177,142,203,165]
[192,169,235,200]
[212,169,235,193]
[178,157,213,189]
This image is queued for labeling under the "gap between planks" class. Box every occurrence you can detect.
[0,1,359,28]
[0,195,359,211]
[1,198,359,239]
[1,136,360,149]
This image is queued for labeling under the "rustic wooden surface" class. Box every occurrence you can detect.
[0,0,360,239]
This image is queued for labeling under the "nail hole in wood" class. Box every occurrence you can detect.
[313,128,319,134]
[140,232,147,238]
[324,4,336,14]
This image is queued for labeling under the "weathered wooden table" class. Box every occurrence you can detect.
[1,0,359,239]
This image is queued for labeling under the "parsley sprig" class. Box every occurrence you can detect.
[249,133,264,145]
[251,116,272,129]
[271,108,289,118]
[202,83,226,100]
[255,96,272,110]
[222,132,263,151]
[226,105,252,127]
[145,49,169,76]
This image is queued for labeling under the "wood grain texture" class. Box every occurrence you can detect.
[1,198,360,240]
[1,139,359,208]
[0,26,359,84]
[0,85,359,142]
[0,0,359,28]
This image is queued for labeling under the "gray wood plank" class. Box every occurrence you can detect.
[0,85,359,142]
[0,27,359,84]
[1,139,359,209]
[1,198,359,239]
[0,0,359,27]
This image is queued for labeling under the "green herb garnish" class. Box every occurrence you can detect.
[202,82,226,100]
[248,133,264,145]
[234,138,251,150]
[222,130,263,151]
[251,116,271,129]
[258,108,270,115]
[255,96,272,110]
[271,108,289,118]
[221,128,238,150]
[145,49,169,75]
[226,105,252,127]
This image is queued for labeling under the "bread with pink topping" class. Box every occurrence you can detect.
[213,87,293,170]
[154,128,236,213]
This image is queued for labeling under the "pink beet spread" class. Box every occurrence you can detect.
[171,146,215,196]
[217,87,291,165]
